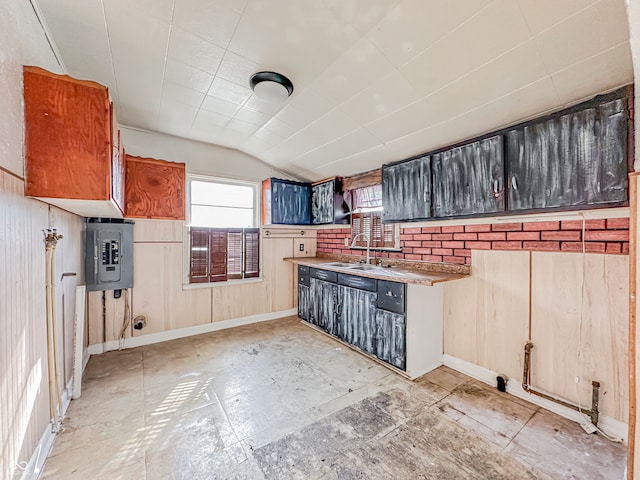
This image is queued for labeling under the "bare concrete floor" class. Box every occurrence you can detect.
[42,316,626,479]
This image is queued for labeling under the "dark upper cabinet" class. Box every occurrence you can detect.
[311,178,349,225]
[262,178,311,225]
[381,155,431,222]
[506,92,630,212]
[432,135,505,218]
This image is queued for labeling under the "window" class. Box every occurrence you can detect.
[188,177,260,283]
[351,211,397,249]
[347,184,400,250]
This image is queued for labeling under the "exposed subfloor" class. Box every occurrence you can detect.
[42,316,626,479]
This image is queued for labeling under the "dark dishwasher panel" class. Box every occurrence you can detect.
[310,267,338,283]
[377,280,405,314]
[338,273,377,292]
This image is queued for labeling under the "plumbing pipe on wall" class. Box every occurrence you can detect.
[44,229,63,431]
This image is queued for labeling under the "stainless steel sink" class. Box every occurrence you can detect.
[320,262,353,268]
[347,264,382,271]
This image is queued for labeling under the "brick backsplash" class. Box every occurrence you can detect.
[316,218,629,266]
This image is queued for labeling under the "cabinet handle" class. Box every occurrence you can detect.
[265,230,271,236]
[492,179,503,198]
[423,190,427,202]
[511,176,518,190]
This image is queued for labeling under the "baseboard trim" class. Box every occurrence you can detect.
[442,354,628,443]
[87,308,298,355]
[82,348,90,372]
[21,378,74,480]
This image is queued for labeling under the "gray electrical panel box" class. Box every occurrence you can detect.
[85,219,134,291]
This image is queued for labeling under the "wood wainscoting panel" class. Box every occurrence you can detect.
[133,219,185,243]
[1,171,54,479]
[212,281,270,322]
[49,206,85,386]
[132,243,211,335]
[125,155,186,220]
[531,252,629,422]
[443,250,530,381]
[264,237,295,312]
[87,289,133,345]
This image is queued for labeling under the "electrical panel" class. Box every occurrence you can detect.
[85,219,134,291]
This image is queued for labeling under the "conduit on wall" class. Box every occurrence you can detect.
[521,219,601,429]
[44,229,63,431]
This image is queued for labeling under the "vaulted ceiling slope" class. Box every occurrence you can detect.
[37,0,632,181]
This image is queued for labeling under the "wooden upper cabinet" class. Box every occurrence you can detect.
[124,155,186,220]
[23,66,124,217]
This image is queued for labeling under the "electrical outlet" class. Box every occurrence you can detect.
[299,243,304,252]
[344,237,349,247]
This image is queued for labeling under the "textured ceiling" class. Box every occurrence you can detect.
[37,0,633,181]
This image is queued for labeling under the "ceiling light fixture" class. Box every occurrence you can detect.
[249,71,294,103]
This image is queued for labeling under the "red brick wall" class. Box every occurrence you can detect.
[316,218,629,265]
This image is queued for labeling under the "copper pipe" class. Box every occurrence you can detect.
[522,341,600,426]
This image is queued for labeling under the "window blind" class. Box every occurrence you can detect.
[188,227,260,283]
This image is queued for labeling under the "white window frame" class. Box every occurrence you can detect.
[183,174,262,288]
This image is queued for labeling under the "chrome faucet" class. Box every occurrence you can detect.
[351,233,371,264]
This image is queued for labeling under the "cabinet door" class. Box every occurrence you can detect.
[339,286,377,355]
[382,156,431,222]
[24,66,112,201]
[507,97,629,211]
[271,180,311,225]
[375,310,406,370]
[310,278,338,334]
[311,180,334,224]
[432,135,504,217]
[298,284,310,321]
[125,155,186,219]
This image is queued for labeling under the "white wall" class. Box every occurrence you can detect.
[121,127,294,182]
[0,1,84,478]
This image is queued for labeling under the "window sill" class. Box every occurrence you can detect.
[182,277,264,290]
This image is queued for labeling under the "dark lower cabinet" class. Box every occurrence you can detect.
[338,285,377,356]
[310,278,339,335]
[506,95,629,212]
[375,310,406,371]
[298,284,310,321]
[299,267,409,372]
[432,135,504,218]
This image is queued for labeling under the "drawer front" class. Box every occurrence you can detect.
[298,265,310,276]
[310,267,337,283]
[298,275,310,287]
[338,273,377,292]
[377,280,406,314]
